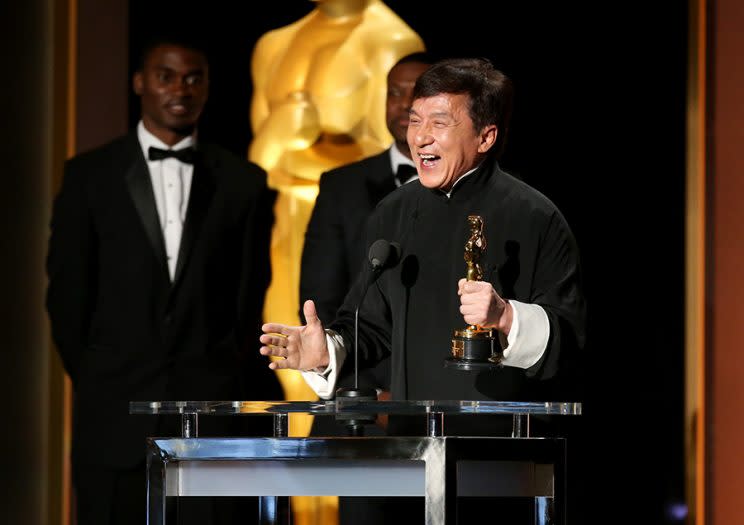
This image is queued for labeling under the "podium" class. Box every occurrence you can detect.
[130,400,581,525]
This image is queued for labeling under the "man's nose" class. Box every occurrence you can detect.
[413,123,433,146]
[170,78,190,96]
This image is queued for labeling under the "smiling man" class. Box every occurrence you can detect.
[261,57,585,408]
[260,57,586,522]
[47,36,281,525]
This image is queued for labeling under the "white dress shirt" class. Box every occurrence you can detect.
[137,121,195,280]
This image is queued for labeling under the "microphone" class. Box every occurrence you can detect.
[366,239,400,283]
[335,239,400,433]
[368,238,399,272]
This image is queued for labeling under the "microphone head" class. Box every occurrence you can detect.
[368,239,401,271]
[368,239,391,270]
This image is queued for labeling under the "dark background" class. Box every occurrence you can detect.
[130,1,688,522]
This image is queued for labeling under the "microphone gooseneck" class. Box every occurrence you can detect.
[338,238,399,395]
[353,239,399,389]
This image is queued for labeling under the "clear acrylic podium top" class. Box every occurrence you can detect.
[129,400,581,416]
[130,400,581,438]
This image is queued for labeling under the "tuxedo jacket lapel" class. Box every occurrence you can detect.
[124,137,216,288]
[364,152,397,206]
[124,145,170,279]
[173,151,215,286]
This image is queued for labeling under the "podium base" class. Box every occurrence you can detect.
[335,388,377,436]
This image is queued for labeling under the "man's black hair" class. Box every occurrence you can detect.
[413,57,514,159]
[135,33,209,71]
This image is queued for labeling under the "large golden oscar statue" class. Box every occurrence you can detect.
[249,2,423,522]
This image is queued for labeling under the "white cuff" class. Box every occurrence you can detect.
[499,300,550,369]
[300,330,347,399]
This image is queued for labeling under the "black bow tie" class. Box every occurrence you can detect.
[395,164,418,185]
[148,146,196,164]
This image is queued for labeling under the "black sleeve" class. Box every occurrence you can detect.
[527,210,586,383]
[45,161,96,382]
[299,172,351,326]
[329,210,393,374]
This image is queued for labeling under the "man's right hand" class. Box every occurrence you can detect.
[259,300,330,371]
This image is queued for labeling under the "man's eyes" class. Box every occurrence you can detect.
[184,75,203,86]
[155,72,203,85]
[408,117,451,127]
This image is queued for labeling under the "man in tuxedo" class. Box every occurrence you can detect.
[300,52,433,393]
[46,36,282,524]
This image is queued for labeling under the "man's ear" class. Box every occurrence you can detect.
[132,71,143,96]
[477,125,498,153]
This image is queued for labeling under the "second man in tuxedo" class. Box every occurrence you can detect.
[299,53,433,393]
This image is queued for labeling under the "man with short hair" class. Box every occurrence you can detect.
[263,56,586,524]
[263,57,585,418]
[47,36,281,524]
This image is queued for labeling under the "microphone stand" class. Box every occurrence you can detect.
[335,270,379,436]
[335,239,397,436]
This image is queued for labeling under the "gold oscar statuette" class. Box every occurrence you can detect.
[445,215,503,371]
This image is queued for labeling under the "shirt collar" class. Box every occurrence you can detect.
[388,144,418,186]
[137,120,196,161]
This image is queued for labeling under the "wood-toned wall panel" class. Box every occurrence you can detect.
[710,0,744,523]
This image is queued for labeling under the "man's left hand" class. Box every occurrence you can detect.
[457,278,513,335]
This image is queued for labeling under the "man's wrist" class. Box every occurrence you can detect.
[312,351,331,374]
[497,299,513,335]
